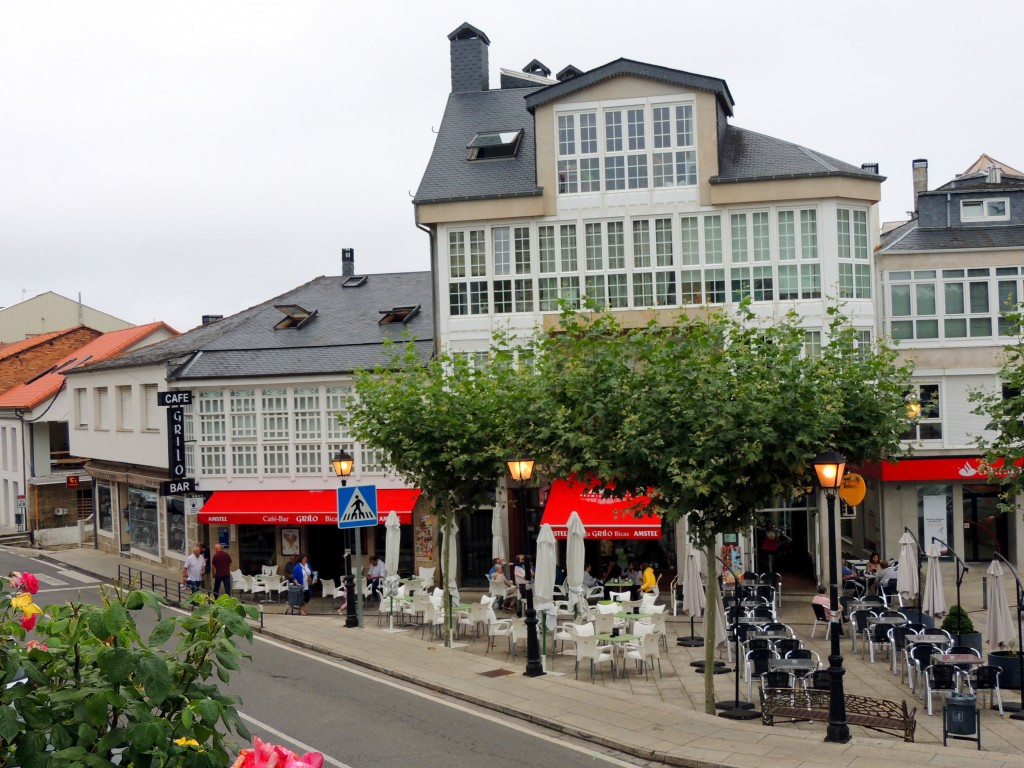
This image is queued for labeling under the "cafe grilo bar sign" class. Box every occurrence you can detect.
[158,390,195,496]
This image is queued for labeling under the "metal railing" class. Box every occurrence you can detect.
[116,564,264,632]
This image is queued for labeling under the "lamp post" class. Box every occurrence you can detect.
[507,457,544,678]
[331,450,359,629]
[813,450,850,744]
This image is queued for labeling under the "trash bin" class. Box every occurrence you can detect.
[286,584,304,615]
[14,513,22,528]
[945,692,977,736]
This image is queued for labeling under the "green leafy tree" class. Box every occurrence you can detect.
[971,305,1024,515]
[346,338,534,645]
[0,571,257,767]
[521,303,912,712]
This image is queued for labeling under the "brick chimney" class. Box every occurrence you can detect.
[341,248,355,277]
[448,23,490,93]
[912,158,928,214]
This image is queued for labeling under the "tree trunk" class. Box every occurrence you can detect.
[704,542,718,715]
[442,518,452,648]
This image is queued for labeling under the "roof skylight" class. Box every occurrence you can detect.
[468,130,523,160]
[273,304,318,330]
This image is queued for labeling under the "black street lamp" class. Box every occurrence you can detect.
[813,450,850,744]
[331,450,359,629]
[507,457,544,678]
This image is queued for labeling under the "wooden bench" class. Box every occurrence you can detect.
[760,687,916,742]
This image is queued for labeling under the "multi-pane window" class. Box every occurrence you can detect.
[651,105,696,187]
[777,209,820,299]
[607,274,628,308]
[232,445,258,475]
[448,230,487,316]
[263,444,290,474]
[293,387,321,440]
[837,209,871,299]
[902,383,942,442]
[539,226,556,273]
[560,226,578,271]
[493,228,510,276]
[585,223,603,271]
[200,446,226,476]
[361,446,387,473]
[804,331,822,359]
[557,114,578,194]
[261,388,289,440]
[961,198,1009,222]
[889,268,1003,341]
[584,274,606,306]
[326,386,353,439]
[198,390,225,442]
[230,389,257,439]
[514,227,531,274]
[294,443,322,475]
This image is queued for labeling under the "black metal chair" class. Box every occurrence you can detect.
[808,669,831,690]
[863,620,892,664]
[775,638,802,657]
[760,669,793,693]
[906,642,940,693]
[745,649,777,701]
[966,665,1003,715]
[924,663,959,716]
[849,609,877,654]
[748,606,776,622]
[888,624,917,678]
[947,645,981,658]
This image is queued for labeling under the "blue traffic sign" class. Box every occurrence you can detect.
[337,485,378,529]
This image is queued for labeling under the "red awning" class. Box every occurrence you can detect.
[197,488,421,525]
[540,478,660,540]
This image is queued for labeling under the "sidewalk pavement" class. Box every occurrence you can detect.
[24,545,1024,768]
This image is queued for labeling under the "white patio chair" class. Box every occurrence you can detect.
[574,634,615,682]
[261,565,277,577]
[261,575,284,602]
[231,570,246,599]
[250,577,269,603]
[624,632,662,680]
[456,602,490,639]
[319,578,340,609]
[609,590,630,602]
[585,586,604,602]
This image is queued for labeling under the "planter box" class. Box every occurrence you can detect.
[988,651,1023,690]
[948,631,983,656]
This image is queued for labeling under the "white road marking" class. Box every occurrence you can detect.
[33,573,68,586]
[250,633,642,766]
[236,712,353,768]
[58,569,100,583]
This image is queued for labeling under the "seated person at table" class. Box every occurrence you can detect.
[624,562,641,585]
[490,563,518,610]
[281,554,298,579]
[366,555,387,601]
[812,585,845,634]
[841,558,866,596]
[487,557,506,579]
[582,563,602,590]
[601,559,622,583]
[864,552,886,594]
[640,562,657,594]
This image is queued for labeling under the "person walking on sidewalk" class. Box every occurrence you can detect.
[211,543,232,597]
[291,555,315,615]
[182,546,205,594]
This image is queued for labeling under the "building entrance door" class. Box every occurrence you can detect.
[963,485,1006,561]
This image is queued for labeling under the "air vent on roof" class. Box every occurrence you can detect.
[273,304,318,330]
[556,65,583,82]
[468,129,523,160]
[342,275,368,288]
[522,59,551,78]
[379,305,421,325]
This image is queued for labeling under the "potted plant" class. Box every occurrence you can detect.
[989,640,1023,690]
[941,605,983,656]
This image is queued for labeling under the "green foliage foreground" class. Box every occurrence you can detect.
[0,571,257,768]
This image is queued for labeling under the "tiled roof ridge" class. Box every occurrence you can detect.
[88,321,178,362]
[0,326,95,360]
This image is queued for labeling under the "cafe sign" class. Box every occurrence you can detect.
[839,472,866,507]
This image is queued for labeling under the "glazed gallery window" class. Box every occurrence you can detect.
[128,486,159,556]
[888,267,1004,341]
[97,481,113,532]
[837,208,871,300]
[556,102,695,195]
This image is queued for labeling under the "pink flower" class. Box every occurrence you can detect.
[20,573,38,595]
[20,614,37,631]
[25,639,47,651]
[229,737,323,768]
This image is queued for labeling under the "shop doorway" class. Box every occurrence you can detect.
[756,496,817,585]
[307,525,355,585]
[963,485,1006,562]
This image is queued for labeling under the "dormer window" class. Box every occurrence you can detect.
[468,130,523,160]
[273,304,317,329]
[378,305,421,325]
[961,198,1009,222]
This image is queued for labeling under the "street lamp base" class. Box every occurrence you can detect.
[677,636,705,647]
[825,725,851,743]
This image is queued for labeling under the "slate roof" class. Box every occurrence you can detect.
[712,126,882,184]
[0,322,174,410]
[880,222,1024,252]
[413,87,542,205]
[523,58,734,116]
[73,272,435,381]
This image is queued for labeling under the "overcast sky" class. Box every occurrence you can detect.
[2,2,1021,333]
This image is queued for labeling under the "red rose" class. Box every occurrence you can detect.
[21,573,39,594]
[20,614,37,631]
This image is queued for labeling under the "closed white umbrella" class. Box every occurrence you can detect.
[986,559,1016,649]
[491,508,506,562]
[384,511,401,578]
[565,511,588,617]
[534,524,557,650]
[703,578,728,654]
[896,531,920,605]
[678,545,706,647]
[446,519,460,603]
[922,542,947,617]
[681,547,706,617]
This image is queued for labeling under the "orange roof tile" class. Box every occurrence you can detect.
[0,327,94,361]
[0,322,178,410]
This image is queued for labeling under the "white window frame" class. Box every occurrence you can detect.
[95,387,110,431]
[961,197,1009,222]
[116,385,134,431]
[142,384,160,432]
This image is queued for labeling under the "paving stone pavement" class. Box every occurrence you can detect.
[26,545,1024,768]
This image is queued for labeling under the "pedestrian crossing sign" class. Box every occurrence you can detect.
[337,485,378,529]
